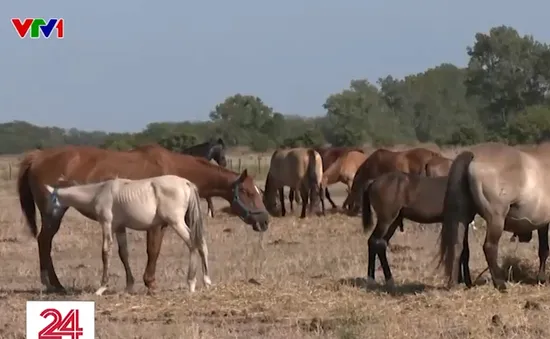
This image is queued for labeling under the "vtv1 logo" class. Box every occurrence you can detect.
[11,18,64,39]
[27,301,94,339]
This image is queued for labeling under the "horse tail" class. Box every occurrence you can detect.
[438,151,475,280]
[18,150,41,238]
[361,180,375,233]
[306,149,322,194]
[185,181,205,249]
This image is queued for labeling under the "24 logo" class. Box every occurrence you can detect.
[26,301,94,339]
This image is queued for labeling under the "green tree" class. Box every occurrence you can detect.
[465,26,550,139]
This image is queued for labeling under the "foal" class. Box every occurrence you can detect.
[45,175,210,295]
[361,171,474,288]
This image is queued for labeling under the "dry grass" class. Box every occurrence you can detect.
[0,177,548,339]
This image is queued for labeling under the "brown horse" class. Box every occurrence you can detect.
[439,142,550,291]
[361,171,486,288]
[264,147,325,218]
[320,150,367,208]
[425,155,453,177]
[345,147,442,214]
[290,146,364,209]
[18,144,269,293]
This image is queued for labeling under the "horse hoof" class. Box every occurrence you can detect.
[94,287,107,296]
[125,286,136,294]
[365,277,377,289]
[45,286,67,294]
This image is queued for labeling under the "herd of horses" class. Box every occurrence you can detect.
[14,138,550,295]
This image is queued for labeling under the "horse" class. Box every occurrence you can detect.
[425,155,453,177]
[345,147,442,214]
[320,150,367,209]
[289,146,364,210]
[181,138,227,218]
[264,147,325,218]
[45,175,209,295]
[361,171,485,289]
[438,142,550,291]
[18,144,268,293]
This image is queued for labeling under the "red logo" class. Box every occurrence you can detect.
[27,301,94,339]
[38,308,83,339]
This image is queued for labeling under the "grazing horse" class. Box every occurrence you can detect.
[438,142,550,291]
[345,147,442,214]
[425,155,453,177]
[45,175,209,295]
[264,147,325,218]
[18,144,268,293]
[289,146,364,209]
[361,171,481,288]
[320,150,367,209]
[181,138,227,218]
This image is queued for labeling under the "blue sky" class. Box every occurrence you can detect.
[1,0,549,132]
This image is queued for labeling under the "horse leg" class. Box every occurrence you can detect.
[483,215,506,291]
[289,189,294,212]
[170,221,198,292]
[536,224,549,284]
[95,221,114,296]
[114,227,135,293]
[458,225,472,287]
[206,197,215,218]
[38,209,67,293]
[379,221,401,289]
[366,219,398,288]
[197,236,212,288]
[325,188,337,209]
[319,186,326,216]
[143,226,166,293]
[299,186,309,219]
[279,188,286,217]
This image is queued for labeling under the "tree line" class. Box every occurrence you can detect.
[1,25,549,155]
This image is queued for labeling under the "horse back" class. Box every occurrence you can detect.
[468,143,550,225]
[269,148,310,186]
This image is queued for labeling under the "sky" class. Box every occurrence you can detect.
[1,0,549,132]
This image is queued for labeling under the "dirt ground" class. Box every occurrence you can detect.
[0,182,549,339]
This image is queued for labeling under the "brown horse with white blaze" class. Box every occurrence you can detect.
[438,142,550,291]
[18,144,269,293]
[264,147,325,218]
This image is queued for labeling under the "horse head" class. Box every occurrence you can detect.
[229,169,269,232]
[208,139,227,167]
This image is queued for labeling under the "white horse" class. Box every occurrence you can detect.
[44,175,211,296]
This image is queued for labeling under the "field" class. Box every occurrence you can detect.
[0,149,549,339]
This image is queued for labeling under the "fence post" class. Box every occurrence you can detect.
[8,163,12,180]
[257,156,261,174]
[238,158,242,172]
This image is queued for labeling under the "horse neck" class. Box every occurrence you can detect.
[57,183,104,212]
[263,174,278,204]
[173,156,236,201]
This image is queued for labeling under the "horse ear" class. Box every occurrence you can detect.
[238,169,248,182]
[217,138,225,147]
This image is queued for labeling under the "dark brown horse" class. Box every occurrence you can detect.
[361,171,473,288]
[18,144,269,293]
[289,146,364,209]
[345,147,442,214]
[360,171,540,289]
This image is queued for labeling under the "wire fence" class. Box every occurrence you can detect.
[0,155,272,182]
